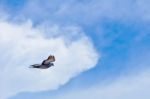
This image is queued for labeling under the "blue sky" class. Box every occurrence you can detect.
[0,0,150,99]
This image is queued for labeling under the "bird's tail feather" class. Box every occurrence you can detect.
[29,65,40,68]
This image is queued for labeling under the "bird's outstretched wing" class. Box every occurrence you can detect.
[47,55,55,62]
[42,55,55,65]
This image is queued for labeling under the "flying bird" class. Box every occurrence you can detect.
[30,55,55,69]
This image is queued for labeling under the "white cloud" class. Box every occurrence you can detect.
[0,19,99,99]
[51,69,150,99]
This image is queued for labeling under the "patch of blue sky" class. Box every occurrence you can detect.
[50,19,150,90]
[0,0,26,11]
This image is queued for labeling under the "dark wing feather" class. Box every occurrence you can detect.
[47,55,55,62]
[42,55,55,65]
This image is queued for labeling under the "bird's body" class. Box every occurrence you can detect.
[30,55,55,69]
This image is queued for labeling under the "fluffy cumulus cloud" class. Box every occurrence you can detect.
[0,19,99,99]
